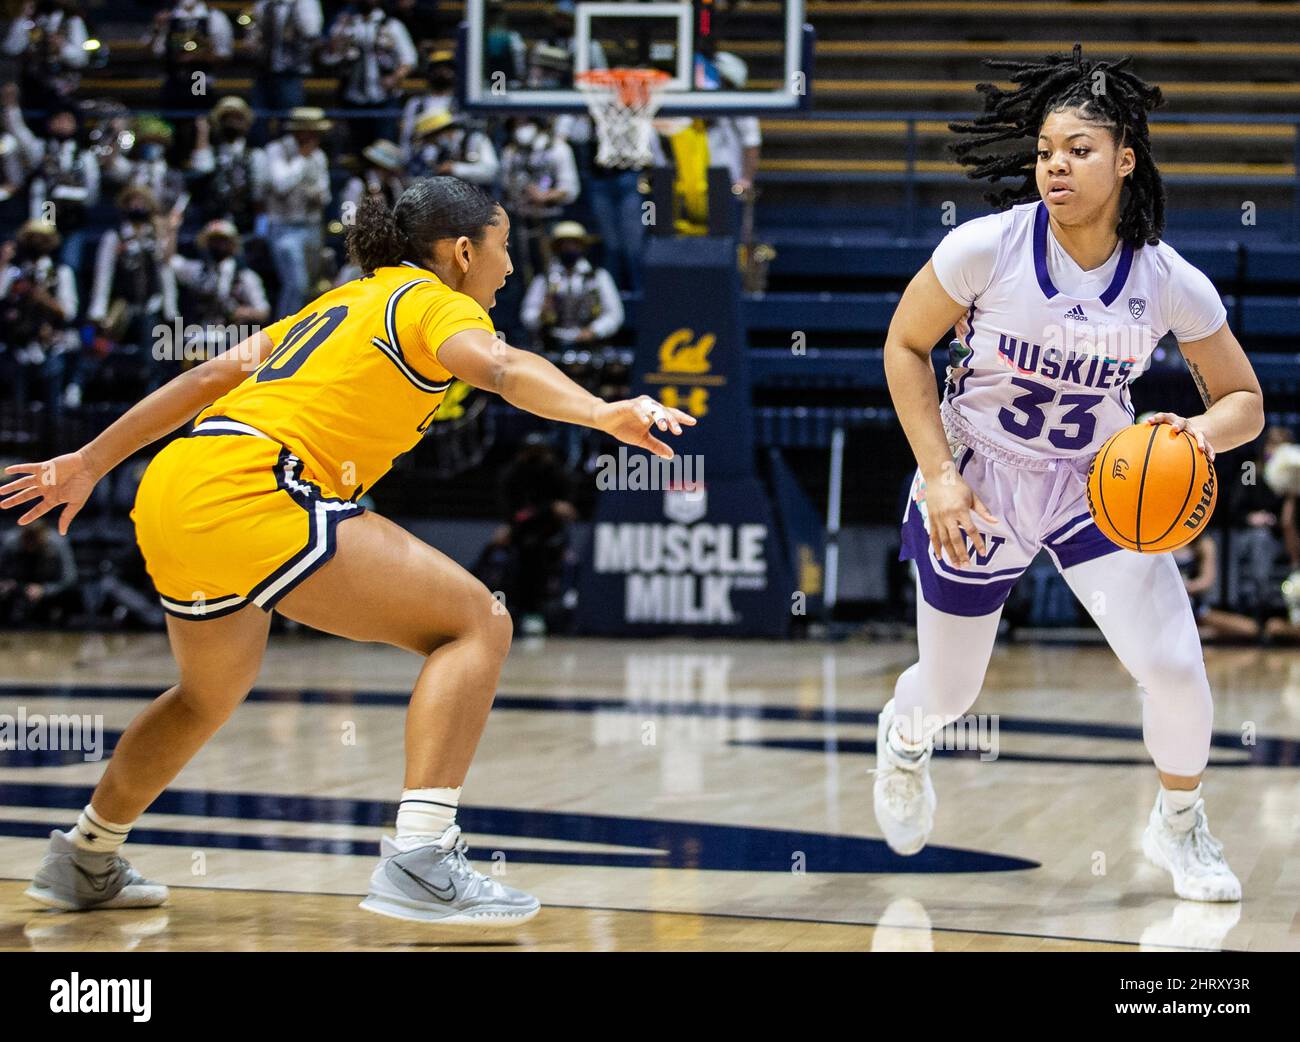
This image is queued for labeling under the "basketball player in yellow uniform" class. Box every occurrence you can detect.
[2,176,695,925]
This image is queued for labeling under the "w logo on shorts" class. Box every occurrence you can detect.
[965,534,1007,566]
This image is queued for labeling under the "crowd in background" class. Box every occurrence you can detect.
[0,0,763,421]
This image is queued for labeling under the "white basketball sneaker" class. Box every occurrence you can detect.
[871,698,937,856]
[1141,791,1241,903]
[360,825,540,926]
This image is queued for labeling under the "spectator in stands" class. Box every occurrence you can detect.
[86,185,179,398]
[704,53,762,200]
[341,138,406,215]
[81,540,166,630]
[499,115,579,280]
[398,47,456,161]
[0,129,24,230]
[152,1,235,159]
[1230,426,1300,616]
[0,219,79,412]
[3,1,91,101]
[248,0,324,114]
[0,519,79,627]
[407,110,498,187]
[1176,533,1260,643]
[482,0,526,90]
[187,96,266,234]
[649,51,762,236]
[262,107,331,315]
[519,222,622,353]
[2,86,99,276]
[391,0,439,43]
[319,0,417,150]
[104,116,187,216]
[473,434,580,637]
[169,219,270,360]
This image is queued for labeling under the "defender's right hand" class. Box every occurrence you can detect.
[1,450,100,533]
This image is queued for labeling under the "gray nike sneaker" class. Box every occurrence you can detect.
[25,829,169,911]
[360,825,540,926]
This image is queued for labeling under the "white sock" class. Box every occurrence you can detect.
[888,724,927,762]
[395,787,461,849]
[70,805,133,854]
[1160,784,1202,830]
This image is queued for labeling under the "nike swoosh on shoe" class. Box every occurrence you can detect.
[394,863,457,902]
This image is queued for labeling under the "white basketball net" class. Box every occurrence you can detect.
[576,69,672,170]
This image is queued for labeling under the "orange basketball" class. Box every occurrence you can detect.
[1087,423,1217,553]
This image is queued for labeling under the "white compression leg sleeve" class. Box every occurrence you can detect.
[893,575,1004,745]
[1060,550,1213,777]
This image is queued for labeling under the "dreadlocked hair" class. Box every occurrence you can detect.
[948,43,1166,246]
[346,175,500,272]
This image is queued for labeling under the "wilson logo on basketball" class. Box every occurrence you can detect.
[1182,471,1217,531]
[1111,458,1130,480]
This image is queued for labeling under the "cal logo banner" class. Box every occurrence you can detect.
[574,235,794,635]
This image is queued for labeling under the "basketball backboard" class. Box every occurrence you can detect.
[460,0,811,115]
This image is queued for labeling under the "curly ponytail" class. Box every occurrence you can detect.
[346,193,412,271]
[346,175,501,273]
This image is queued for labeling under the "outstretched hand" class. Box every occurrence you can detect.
[594,395,697,459]
[0,451,100,533]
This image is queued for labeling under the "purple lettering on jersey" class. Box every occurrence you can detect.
[1097,358,1115,388]
[1060,355,1086,383]
[1023,342,1041,373]
[1040,348,1062,380]
[998,334,1016,367]
[1115,359,1134,385]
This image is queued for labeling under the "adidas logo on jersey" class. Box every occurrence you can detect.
[1064,304,1088,321]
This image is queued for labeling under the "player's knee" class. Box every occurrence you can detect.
[1136,653,1211,707]
[476,601,513,660]
[174,681,250,727]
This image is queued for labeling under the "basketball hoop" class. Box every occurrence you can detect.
[576,68,673,170]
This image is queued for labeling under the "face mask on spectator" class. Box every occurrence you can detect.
[514,124,539,147]
[557,246,584,268]
[219,123,245,143]
[139,143,164,162]
[209,244,236,261]
[126,206,153,223]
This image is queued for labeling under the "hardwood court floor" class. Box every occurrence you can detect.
[1,630,1297,952]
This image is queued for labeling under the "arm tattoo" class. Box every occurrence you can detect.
[1188,359,1214,408]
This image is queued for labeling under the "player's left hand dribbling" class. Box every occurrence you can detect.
[595,395,697,460]
[1146,412,1215,462]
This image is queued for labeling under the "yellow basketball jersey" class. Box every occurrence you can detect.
[196,263,494,499]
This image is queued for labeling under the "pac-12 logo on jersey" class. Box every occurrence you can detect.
[1128,297,1147,320]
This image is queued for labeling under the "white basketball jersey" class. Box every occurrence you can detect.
[934,201,1225,461]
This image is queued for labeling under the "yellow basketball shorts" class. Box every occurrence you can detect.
[131,417,365,620]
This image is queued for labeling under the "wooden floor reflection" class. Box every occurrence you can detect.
[1,631,1296,951]
[1,882,1137,952]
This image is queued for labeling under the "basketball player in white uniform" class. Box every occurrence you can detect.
[877,47,1264,901]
